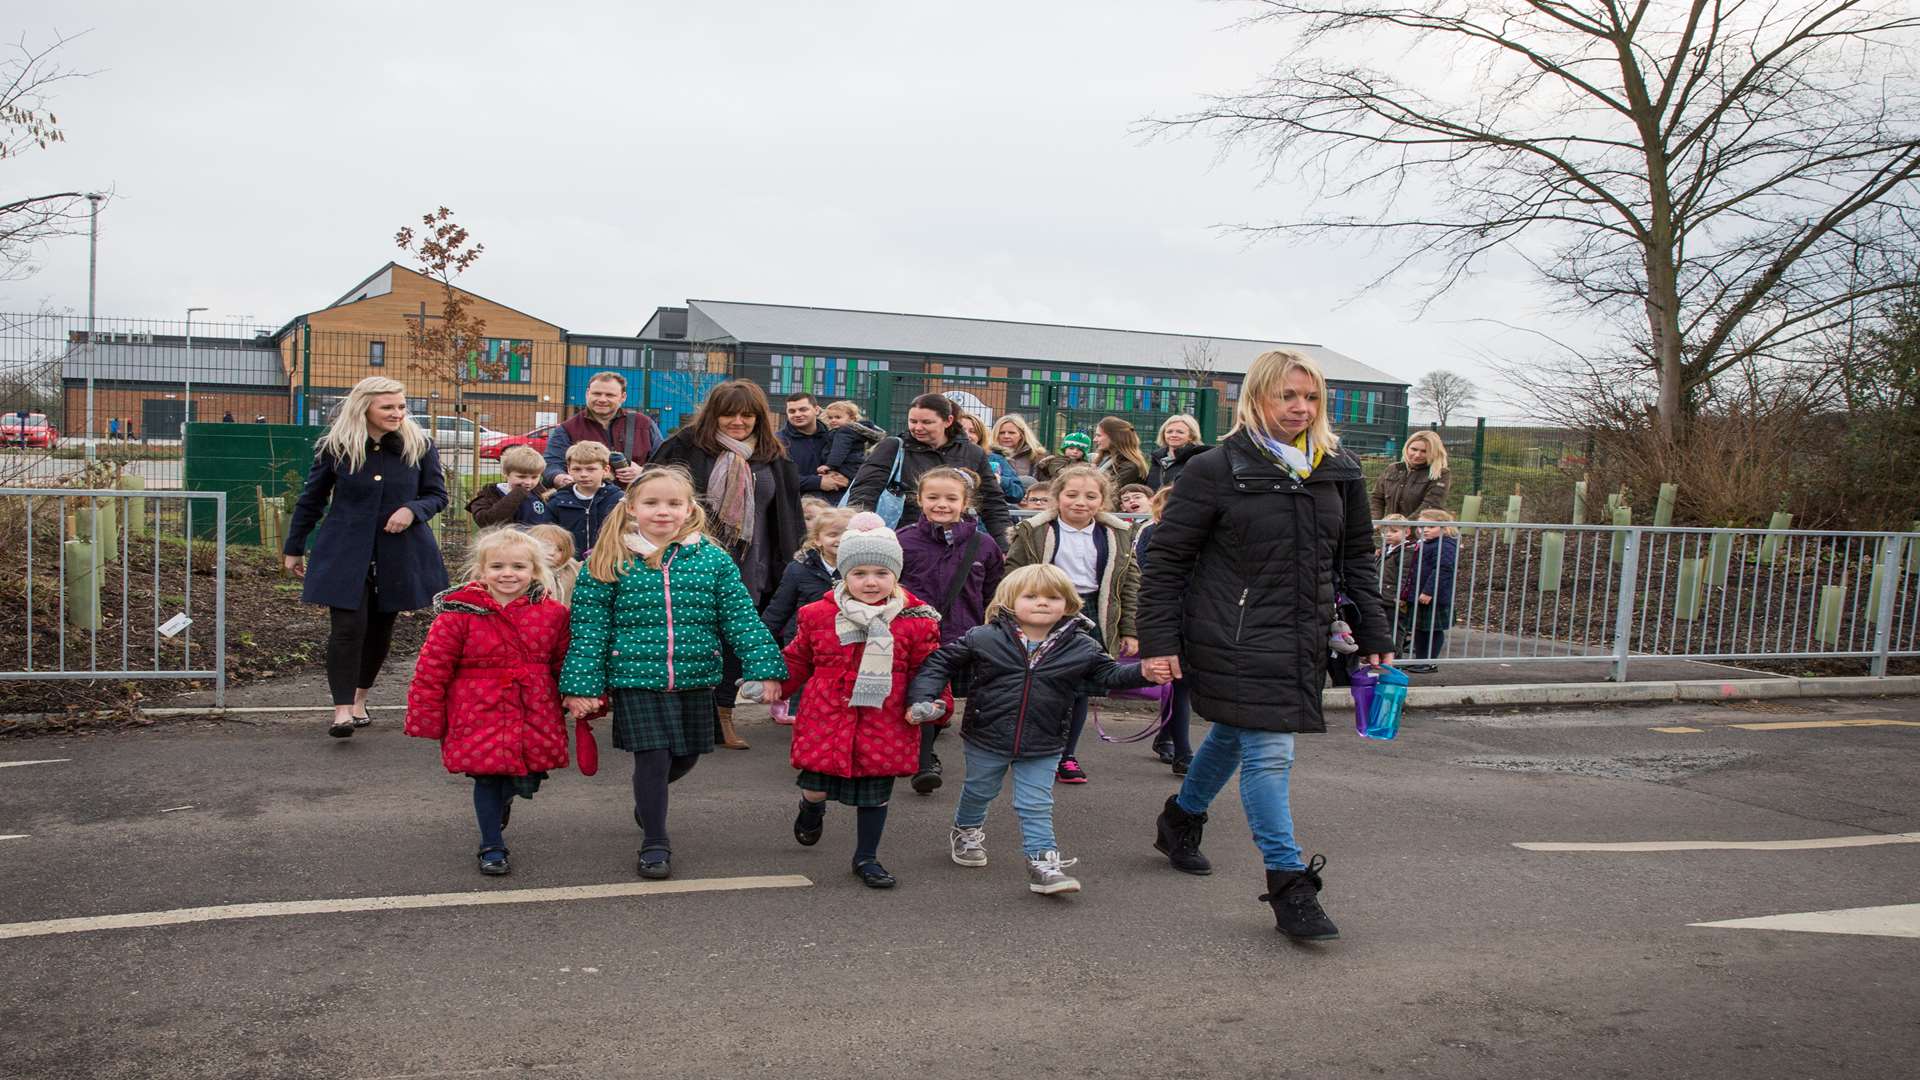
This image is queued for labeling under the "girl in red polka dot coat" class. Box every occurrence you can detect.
[406,528,572,877]
[741,513,952,889]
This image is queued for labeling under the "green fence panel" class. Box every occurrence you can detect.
[182,421,324,545]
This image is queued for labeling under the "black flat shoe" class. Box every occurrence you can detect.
[349,710,372,728]
[477,847,510,875]
[794,802,825,847]
[327,719,355,738]
[910,753,943,795]
[852,859,896,889]
[1153,737,1176,764]
[637,849,671,880]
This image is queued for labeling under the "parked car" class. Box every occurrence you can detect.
[479,424,556,461]
[408,414,506,449]
[1,412,59,449]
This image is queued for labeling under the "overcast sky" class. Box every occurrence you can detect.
[7,1,1601,421]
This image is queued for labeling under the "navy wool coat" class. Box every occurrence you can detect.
[284,432,451,612]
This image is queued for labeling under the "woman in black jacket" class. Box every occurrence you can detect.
[1138,350,1394,941]
[283,376,450,738]
[1144,413,1208,491]
[846,393,1011,543]
[652,379,805,749]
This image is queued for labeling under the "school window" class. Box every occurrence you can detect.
[368,341,385,367]
[587,345,639,369]
[472,338,533,383]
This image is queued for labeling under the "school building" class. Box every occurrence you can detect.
[52,267,1409,452]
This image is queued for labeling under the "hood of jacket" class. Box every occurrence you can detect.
[1015,507,1134,534]
[433,580,549,615]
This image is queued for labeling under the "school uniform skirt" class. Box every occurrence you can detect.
[611,687,717,757]
[795,771,896,807]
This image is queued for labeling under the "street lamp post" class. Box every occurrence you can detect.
[184,306,208,439]
[85,194,104,460]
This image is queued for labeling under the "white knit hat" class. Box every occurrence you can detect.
[836,512,903,576]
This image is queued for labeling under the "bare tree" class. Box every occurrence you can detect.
[1413,369,1476,424]
[395,208,522,485]
[1179,337,1220,385]
[1,31,95,283]
[1156,1,1920,443]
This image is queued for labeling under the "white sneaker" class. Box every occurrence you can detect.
[949,825,988,867]
[1026,850,1081,894]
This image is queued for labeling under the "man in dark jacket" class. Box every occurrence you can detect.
[542,371,663,489]
[776,392,837,496]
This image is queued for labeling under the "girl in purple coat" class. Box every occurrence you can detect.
[899,466,1006,796]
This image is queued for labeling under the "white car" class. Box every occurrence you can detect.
[409,414,507,449]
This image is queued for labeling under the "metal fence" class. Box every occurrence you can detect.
[1376,519,1920,678]
[0,487,228,706]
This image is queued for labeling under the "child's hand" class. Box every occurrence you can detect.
[906,701,945,725]
[563,695,600,721]
[1419,594,1433,605]
[1117,636,1139,658]
[737,680,784,704]
[1141,659,1173,684]
[816,465,831,474]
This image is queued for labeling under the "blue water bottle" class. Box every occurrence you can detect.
[1360,666,1409,740]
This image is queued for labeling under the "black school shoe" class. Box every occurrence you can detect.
[794,799,826,846]
[1152,734,1176,764]
[637,848,671,880]
[911,752,943,795]
[852,859,897,889]
[477,846,510,876]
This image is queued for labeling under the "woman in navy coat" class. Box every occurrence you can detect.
[283,377,450,737]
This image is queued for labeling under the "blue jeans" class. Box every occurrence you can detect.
[954,742,1063,856]
[1175,724,1302,871]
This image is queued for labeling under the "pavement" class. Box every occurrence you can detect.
[2,692,1917,1079]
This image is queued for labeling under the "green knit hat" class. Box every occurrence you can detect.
[1061,431,1092,453]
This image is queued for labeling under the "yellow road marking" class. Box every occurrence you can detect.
[1517,832,1920,852]
[1650,726,1703,734]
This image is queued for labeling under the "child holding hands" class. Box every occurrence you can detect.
[559,465,787,881]
[405,528,572,876]
[909,564,1168,895]
[740,513,951,889]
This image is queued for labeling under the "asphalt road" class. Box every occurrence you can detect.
[2,694,1916,1080]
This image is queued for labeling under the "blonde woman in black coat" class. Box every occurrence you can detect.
[1138,350,1394,941]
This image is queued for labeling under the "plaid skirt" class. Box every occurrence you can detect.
[611,687,717,756]
[795,770,895,807]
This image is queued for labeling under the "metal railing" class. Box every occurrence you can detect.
[1376,520,1920,678]
[1,487,227,706]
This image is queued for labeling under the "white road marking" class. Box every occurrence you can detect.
[1692,903,1920,939]
[0,759,71,769]
[1515,832,1920,852]
[159,806,194,813]
[0,874,812,942]
[0,835,27,841]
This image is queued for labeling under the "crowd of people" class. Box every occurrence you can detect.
[282,355,1459,940]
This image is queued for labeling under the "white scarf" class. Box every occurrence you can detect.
[833,583,905,708]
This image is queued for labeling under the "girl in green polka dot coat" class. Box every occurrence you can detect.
[560,468,787,880]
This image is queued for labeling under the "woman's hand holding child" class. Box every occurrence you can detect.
[563,695,601,721]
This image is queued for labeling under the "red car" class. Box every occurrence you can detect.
[479,424,555,461]
[1,412,60,449]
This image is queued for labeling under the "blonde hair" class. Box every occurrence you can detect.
[1403,430,1450,477]
[1155,414,1203,448]
[500,445,544,476]
[799,506,855,560]
[315,376,428,472]
[1147,485,1173,521]
[1051,464,1112,506]
[823,400,865,421]
[992,414,1042,457]
[463,527,558,603]
[1416,508,1459,537]
[526,523,578,566]
[1094,416,1149,478]
[956,412,989,447]
[918,466,977,497]
[585,466,709,581]
[986,564,1084,622]
[1232,350,1342,451]
[565,440,611,467]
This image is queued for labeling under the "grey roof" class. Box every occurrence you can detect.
[685,300,1404,385]
[61,339,286,388]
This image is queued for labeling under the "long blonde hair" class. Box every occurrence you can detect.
[1403,429,1450,478]
[526,523,581,605]
[463,527,558,603]
[798,506,855,560]
[1232,350,1341,451]
[315,376,429,472]
[585,466,709,582]
[1094,416,1149,477]
[992,414,1042,458]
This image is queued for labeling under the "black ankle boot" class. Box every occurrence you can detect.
[1260,855,1339,941]
[794,798,826,847]
[1153,794,1212,875]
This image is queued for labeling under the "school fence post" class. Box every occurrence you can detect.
[1196,387,1218,444]
[1038,384,1060,452]
[1609,527,1641,683]
[1871,534,1903,677]
[1471,416,1487,495]
[870,371,895,436]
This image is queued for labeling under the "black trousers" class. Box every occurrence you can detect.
[326,580,398,706]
